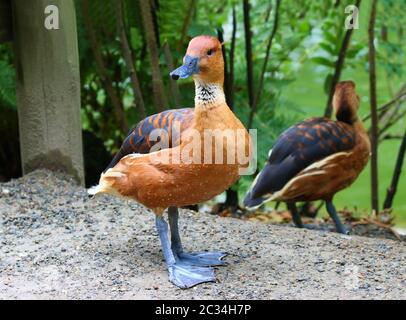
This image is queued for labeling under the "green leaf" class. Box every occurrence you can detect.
[311,56,335,68]
[188,23,217,38]
[324,30,341,49]
[0,60,16,109]
[319,42,337,56]
[129,27,141,51]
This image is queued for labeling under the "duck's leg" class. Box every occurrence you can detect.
[155,215,216,288]
[326,200,349,234]
[287,202,304,228]
[168,207,226,266]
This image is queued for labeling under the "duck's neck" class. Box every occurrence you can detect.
[194,80,226,110]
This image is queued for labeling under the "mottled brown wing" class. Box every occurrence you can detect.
[104,108,194,171]
[244,117,355,207]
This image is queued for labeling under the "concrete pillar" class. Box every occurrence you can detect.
[12,0,84,185]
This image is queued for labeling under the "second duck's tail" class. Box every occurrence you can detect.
[243,191,272,210]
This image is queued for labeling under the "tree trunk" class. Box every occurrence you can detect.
[163,41,182,107]
[116,0,146,120]
[248,0,281,128]
[243,0,255,122]
[139,0,167,112]
[324,0,361,118]
[12,0,84,184]
[229,5,237,110]
[368,0,379,214]
[218,25,239,211]
[177,0,197,52]
[383,129,406,209]
[224,188,239,210]
[217,29,230,106]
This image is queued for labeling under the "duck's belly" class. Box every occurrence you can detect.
[137,163,240,209]
[272,150,369,202]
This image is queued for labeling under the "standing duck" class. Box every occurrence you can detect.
[89,35,251,288]
[243,81,371,234]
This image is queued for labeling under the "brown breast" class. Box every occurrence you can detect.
[114,103,251,210]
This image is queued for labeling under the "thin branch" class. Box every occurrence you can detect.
[380,133,404,141]
[177,0,197,51]
[116,0,146,120]
[82,0,129,133]
[363,91,406,121]
[371,83,406,139]
[217,29,231,107]
[383,128,406,209]
[229,5,237,110]
[378,109,406,138]
[368,0,379,214]
[243,0,255,115]
[324,0,362,117]
[150,0,161,48]
[139,0,168,111]
[264,0,273,22]
[163,41,182,106]
[248,0,281,128]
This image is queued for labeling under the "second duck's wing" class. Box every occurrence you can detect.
[244,117,355,207]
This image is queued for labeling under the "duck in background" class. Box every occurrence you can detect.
[89,35,251,288]
[243,81,371,234]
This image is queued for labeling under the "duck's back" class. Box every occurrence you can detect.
[105,108,194,171]
[246,117,358,204]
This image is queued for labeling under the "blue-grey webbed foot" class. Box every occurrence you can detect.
[176,251,227,267]
[167,207,227,267]
[156,214,219,289]
[168,262,216,289]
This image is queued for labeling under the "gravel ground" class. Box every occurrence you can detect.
[1,170,405,300]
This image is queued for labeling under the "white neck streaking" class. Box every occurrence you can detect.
[194,81,226,107]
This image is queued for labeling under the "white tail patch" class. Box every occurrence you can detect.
[103,169,125,178]
[88,184,102,196]
[126,153,144,159]
[87,181,123,198]
[87,168,125,197]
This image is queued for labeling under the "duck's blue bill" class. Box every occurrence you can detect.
[170,55,199,80]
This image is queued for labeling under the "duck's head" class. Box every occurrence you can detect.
[333,80,360,124]
[170,35,224,85]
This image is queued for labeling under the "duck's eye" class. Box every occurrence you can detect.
[207,49,214,56]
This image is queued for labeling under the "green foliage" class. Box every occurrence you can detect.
[0,45,15,109]
[0,60,15,109]
[375,0,406,82]
[310,1,367,96]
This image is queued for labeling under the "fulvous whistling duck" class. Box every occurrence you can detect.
[243,81,371,234]
[89,36,251,288]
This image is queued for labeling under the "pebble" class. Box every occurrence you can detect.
[0,169,405,299]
